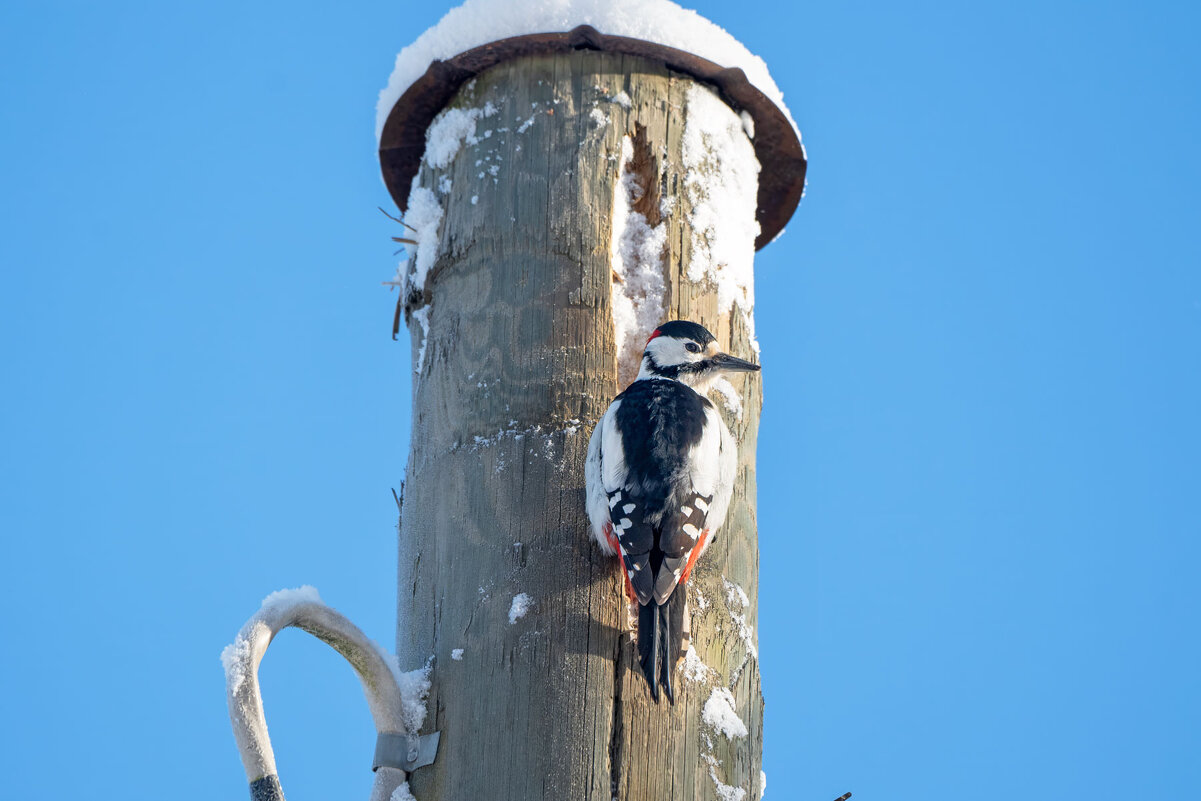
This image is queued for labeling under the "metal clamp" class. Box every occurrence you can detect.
[373,731,442,773]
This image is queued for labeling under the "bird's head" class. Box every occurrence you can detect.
[636,320,761,390]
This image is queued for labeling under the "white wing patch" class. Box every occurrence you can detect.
[585,400,626,555]
[687,404,725,500]
[680,404,736,559]
[704,409,737,547]
[598,401,628,491]
[585,407,614,555]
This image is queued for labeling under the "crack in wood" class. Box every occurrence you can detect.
[607,624,625,800]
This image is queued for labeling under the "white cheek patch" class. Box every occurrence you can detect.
[648,337,696,367]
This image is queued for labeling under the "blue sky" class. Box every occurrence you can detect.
[2,1,1198,799]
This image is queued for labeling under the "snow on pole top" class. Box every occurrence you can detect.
[376,0,807,249]
[375,0,797,141]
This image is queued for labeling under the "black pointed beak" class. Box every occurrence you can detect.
[711,352,761,373]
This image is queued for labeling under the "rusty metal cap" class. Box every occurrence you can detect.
[378,25,806,250]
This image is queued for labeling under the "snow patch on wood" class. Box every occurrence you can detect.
[722,577,758,658]
[710,377,744,420]
[723,578,750,609]
[401,182,444,301]
[682,647,717,684]
[683,84,761,347]
[400,182,446,376]
[702,686,748,739]
[508,592,533,624]
[411,306,431,375]
[379,653,434,735]
[703,754,748,801]
[610,133,668,387]
[423,102,498,168]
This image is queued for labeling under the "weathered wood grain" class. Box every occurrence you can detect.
[395,51,764,801]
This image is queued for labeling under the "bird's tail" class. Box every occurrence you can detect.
[637,591,687,703]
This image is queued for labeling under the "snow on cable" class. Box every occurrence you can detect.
[221,586,431,800]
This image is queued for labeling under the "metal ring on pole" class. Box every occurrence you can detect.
[378,24,807,251]
[222,591,438,801]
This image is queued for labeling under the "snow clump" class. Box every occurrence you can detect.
[710,377,743,420]
[377,652,434,735]
[702,686,748,740]
[259,585,322,611]
[682,647,717,683]
[390,782,417,801]
[423,102,498,169]
[402,184,444,299]
[508,593,533,624]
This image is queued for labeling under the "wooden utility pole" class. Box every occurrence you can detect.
[380,30,804,801]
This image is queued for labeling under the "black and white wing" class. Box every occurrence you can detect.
[647,402,736,604]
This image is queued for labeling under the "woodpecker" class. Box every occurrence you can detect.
[585,320,760,702]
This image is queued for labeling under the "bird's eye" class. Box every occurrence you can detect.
[685,342,701,353]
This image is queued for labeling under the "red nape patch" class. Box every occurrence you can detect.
[645,328,663,346]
